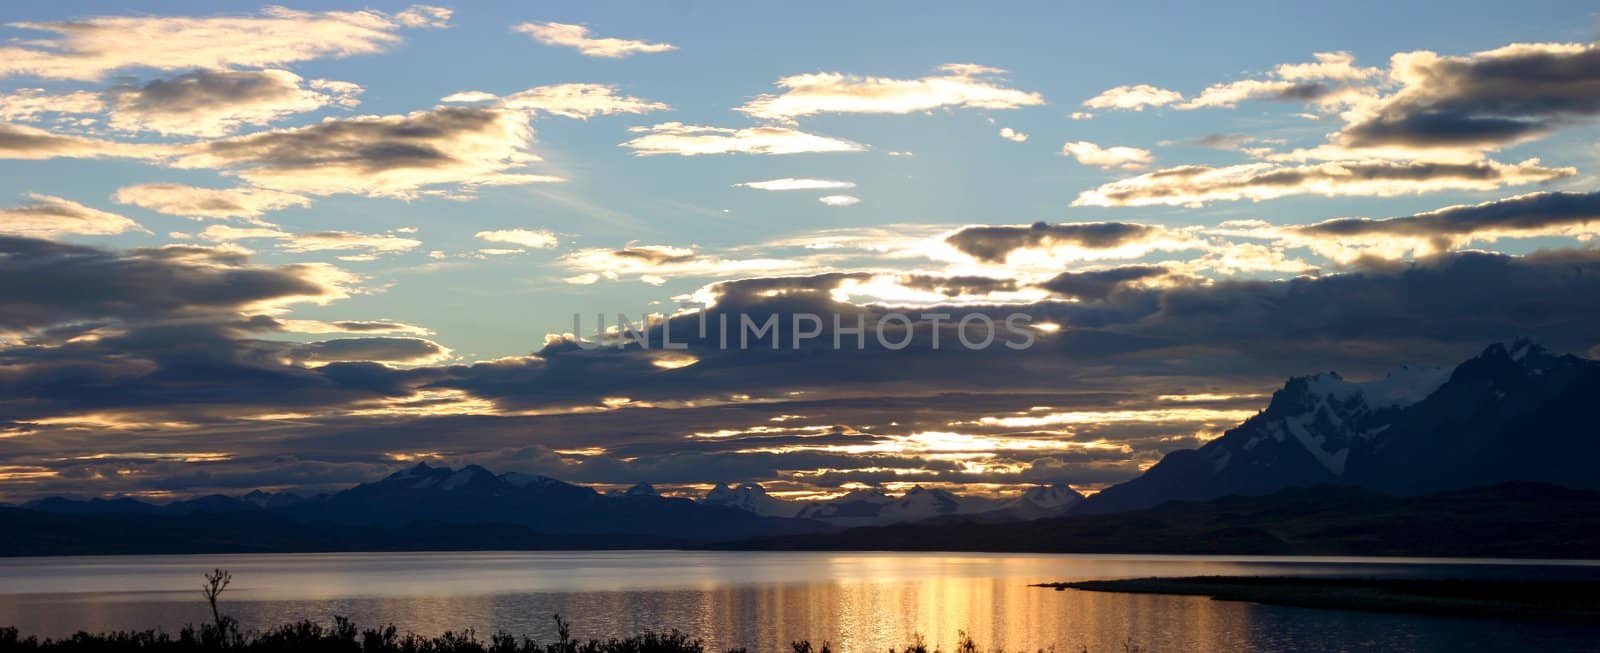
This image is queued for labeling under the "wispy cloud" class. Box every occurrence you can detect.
[1082,84,1182,111]
[0,5,450,80]
[0,194,145,238]
[621,122,867,156]
[738,64,1044,122]
[514,22,676,58]
[443,83,668,119]
[112,184,310,221]
[475,228,559,249]
[1074,159,1574,207]
[734,178,856,191]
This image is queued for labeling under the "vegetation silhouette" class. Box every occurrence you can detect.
[0,570,1118,653]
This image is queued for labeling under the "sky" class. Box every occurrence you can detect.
[2,1,1599,502]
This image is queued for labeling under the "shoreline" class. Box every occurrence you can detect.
[1036,576,1600,623]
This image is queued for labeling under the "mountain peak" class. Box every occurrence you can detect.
[624,482,657,497]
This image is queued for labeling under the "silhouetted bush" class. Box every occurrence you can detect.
[0,620,1096,653]
[0,571,1110,652]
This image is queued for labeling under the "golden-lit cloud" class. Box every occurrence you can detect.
[561,244,818,284]
[1061,140,1153,170]
[105,70,362,137]
[0,193,145,238]
[200,224,420,257]
[475,228,559,249]
[1224,191,1600,262]
[1082,84,1182,111]
[514,22,676,58]
[0,5,450,80]
[172,106,562,198]
[1175,51,1380,111]
[1073,159,1574,207]
[443,83,669,119]
[621,122,867,156]
[0,122,168,161]
[113,183,310,221]
[0,88,103,121]
[738,64,1044,122]
[998,127,1028,142]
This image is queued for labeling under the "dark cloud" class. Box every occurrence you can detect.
[290,337,446,364]
[898,274,1019,297]
[6,236,1600,501]
[945,221,1158,262]
[0,236,336,330]
[1343,44,1600,149]
[1039,265,1170,301]
[1297,191,1600,242]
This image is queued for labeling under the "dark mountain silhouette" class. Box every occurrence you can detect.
[719,482,1600,559]
[1078,340,1600,514]
[277,463,823,541]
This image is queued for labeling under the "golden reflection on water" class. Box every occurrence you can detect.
[4,552,1599,652]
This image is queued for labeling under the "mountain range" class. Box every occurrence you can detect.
[4,340,1597,555]
[1078,339,1600,514]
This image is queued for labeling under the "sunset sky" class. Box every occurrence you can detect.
[2,1,1599,502]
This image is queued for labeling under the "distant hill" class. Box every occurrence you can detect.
[716,482,1600,559]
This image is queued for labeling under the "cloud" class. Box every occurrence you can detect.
[0,194,144,238]
[0,122,163,160]
[112,184,310,221]
[1061,141,1153,170]
[475,228,559,249]
[1337,43,1600,152]
[1175,51,1379,111]
[945,222,1164,263]
[1038,265,1171,301]
[514,22,676,58]
[443,83,668,119]
[105,69,361,137]
[733,178,856,191]
[1073,158,1575,207]
[621,122,867,156]
[560,245,816,284]
[1082,84,1182,111]
[0,5,450,80]
[0,236,349,331]
[290,336,450,365]
[998,127,1028,142]
[172,106,561,198]
[737,64,1044,122]
[819,195,861,207]
[1256,191,1600,262]
[200,225,420,257]
[0,89,103,121]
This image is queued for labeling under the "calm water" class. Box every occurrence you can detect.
[1,551,1598,652]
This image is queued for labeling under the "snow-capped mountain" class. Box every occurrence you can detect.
[788,486,1008,527]
[276,462,821,541]
[1080,340,1600,514]
[702,483,801,518]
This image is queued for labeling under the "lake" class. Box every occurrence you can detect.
[1,551,1597,652]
